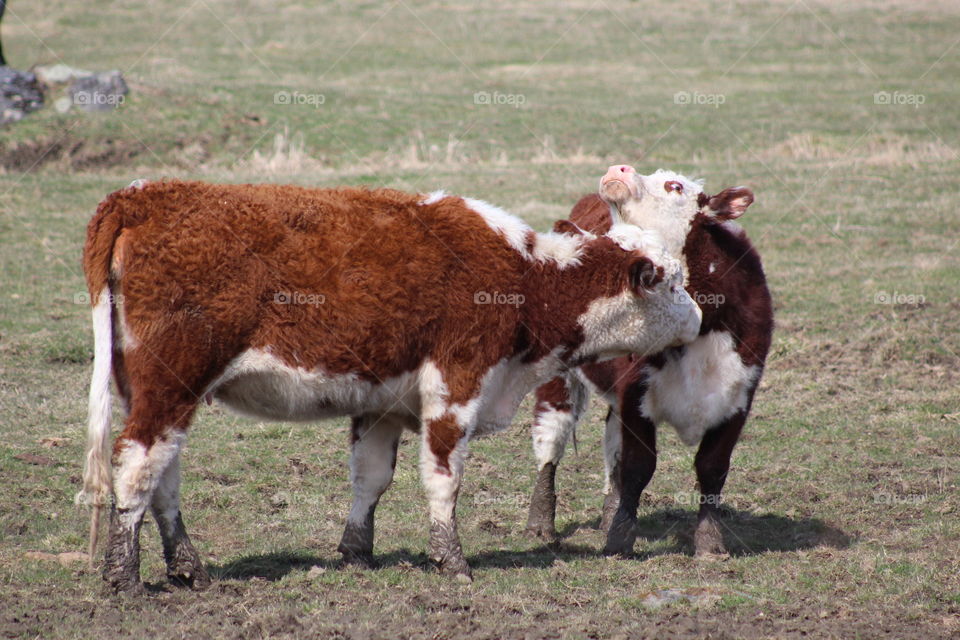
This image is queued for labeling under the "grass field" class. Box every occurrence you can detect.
[1,0,959,637]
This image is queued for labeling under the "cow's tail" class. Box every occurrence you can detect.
[75,189,129,568]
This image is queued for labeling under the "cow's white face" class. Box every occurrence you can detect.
[574,226,701,363]
[599,166,704,258]
[598,166,755,261]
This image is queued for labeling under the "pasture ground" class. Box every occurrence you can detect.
[1,1,958,637]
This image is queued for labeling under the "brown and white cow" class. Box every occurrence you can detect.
[526,166,773,557]
[77,179,701,591]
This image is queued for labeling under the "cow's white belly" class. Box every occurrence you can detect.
[641,330,759,446]
[208,349,421,422]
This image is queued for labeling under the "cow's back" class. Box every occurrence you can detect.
[109,181,526,383]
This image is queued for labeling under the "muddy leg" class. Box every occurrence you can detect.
[693,410,747,556]
[527,375,587,540]
[421,416,471,581]
[151,448,209,589]
[104,430,187,593]
[599,405,622,532]
[603,388,657,556]
[338,414,406,566]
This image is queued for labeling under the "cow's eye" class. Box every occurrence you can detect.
[664,181,683,194]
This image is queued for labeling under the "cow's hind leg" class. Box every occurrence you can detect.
[338,413,407,566]
[599,404,623,532]
[105,427,189,592]
[603,384,657,556]
[103,390,199,593]
[693,410,748,556]
[527,375,587,540]
[151,446,209,589]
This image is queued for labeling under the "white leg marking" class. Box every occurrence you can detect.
[347,414,406,525]
[602,403,622,495]
[531,376,589,468]
[113,433,185,530]
[419,425,469,527]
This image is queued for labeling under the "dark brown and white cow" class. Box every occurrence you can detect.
[526,166,773,557]
[77,179,701,591]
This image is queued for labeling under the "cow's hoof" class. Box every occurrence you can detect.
[525,520,557,542]
[168,566,211,590]
[694,520,727,557]
[108,578,146,596]
[439,558,472,582]
[603,514,637,556]
[339,549,375,568]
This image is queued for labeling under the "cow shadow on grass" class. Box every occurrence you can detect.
[585,506,851,559]
[206,508,850,581]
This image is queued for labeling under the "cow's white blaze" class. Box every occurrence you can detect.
[641,330,760,446]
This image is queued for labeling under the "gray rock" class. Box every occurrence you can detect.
[68,70,127,112]
[0,66,44,125]
[35,63,94,85]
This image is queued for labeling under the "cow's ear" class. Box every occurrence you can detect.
[553,219,583,235]
[629,256,664,294]
[701,187,754,221]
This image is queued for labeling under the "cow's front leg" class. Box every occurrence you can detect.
[693,410,748,556]
[421,415,471,581]
[338,413,406,566]
[527,374,588,540]
[603,390,657,556]
[150,447,209,589]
